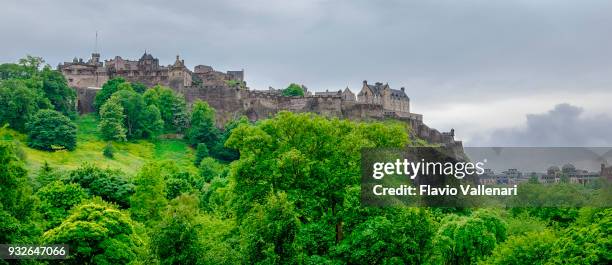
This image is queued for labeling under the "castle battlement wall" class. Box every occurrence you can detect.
[60,52,460,148]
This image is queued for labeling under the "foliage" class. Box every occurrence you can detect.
[187,100,219,147]
[151,194,205,265]
[0,79,51,132]
[239,192,300,264]
[480,230,556,265]
[93,77,126,113]
[194,142,209,166]
[131,82,148,94]
[332,208,435,264]
[225,111,408,222]
[281,83,305,97]
[103,142,115,158]
[42,199,141,265]
[40,67,76,117]
[66,163,134,208]
[130,162,168,225]
[547,208,612,264]
[430,210,507,265]
[210,115,248,162]
[36,180,89,228]
[99,99,127,141]
[26,109,77,151]
[0,143,35,238]
[108,89,163,139]
[198,157,224,184]
[143,85,189,132]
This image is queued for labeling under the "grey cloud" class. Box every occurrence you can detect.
[470,103,612,147]
[1,0,611,145]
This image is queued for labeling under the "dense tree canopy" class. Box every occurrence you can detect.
[151,194,205,265]
[0,144,37,245]
[66,164,134,208]
[108,89,163,139]
[93,77,127,113]
[40,67,76,117]
[143,85,189,133]
[42,199,141,265]
[98,99,127,141]
[0,79,51,132]
[36,181,89,229]
[187,100,219,147]
[26,109,77,151]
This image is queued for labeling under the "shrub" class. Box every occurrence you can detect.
[103,142,115,158]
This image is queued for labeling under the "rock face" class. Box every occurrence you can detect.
[59,52,462,149]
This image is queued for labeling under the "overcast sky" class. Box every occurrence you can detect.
[1,0,611,146]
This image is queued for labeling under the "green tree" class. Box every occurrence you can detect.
[332,208,434,264]
[130,163,168,225]
[66,164,134,208]
[210,115,248,162]
[93,77,126,113]
[42,199,141,265]
[239,192,300,264]
[187,100,219,147]
[225,112,408,238]
[108,89,163,139]
[198,157,224,183]
[0,79,50,131]
[140,104,164,139]
[430,210,507,265]
[103,142,115,158]
[0,144,35,243]
[281,83,305,97]
[40,67,76,117]
[151,194,204,265]
[143,85,188,132]
[36,180,89,229]
[194,143,209,166]
[131,82,148,94]
[548,208,612,264]
[26,109,77,151]
[0,63,31,80]
[18,55,44,75]
[98,99,127,141]
[480,230,556,265]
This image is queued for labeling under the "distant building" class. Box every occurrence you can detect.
[601,164,612,182]
[542,164,600,185]
[59,52,243,90]
[478,169,497,185]
[314,87,356,101]
[357,80,410,113]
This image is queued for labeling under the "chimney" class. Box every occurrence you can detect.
[401,87,405,92]
[363,80,367,85]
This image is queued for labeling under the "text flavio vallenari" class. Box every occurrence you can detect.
[370,159,518,196]
[372,184,518,196]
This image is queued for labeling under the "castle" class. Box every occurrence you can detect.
[59,52,461,148]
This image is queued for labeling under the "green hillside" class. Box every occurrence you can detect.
[0,114,196,177]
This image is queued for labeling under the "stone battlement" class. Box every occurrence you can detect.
[61,52,460,147]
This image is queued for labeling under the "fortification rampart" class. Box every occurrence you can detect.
[60,52,461,148]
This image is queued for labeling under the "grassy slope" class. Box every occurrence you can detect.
[2,114,195,177]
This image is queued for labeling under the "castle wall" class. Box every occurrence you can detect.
[59,53,460,148]
[76,87,100,114]
[181,85,244,125]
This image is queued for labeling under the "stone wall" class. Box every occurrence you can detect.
[72,84,462,148]
[76,87,101,114]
